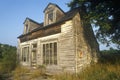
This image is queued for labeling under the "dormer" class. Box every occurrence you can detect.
[23,18,41,34]
[44,3,65,26]
[23,18,29,34]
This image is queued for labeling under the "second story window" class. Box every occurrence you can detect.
[24,24,29,34]
[48,10,54,24]
[48,11,53,21]
[25,24,28,33]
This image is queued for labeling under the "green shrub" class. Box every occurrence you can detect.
[99,49,120,64]
[0,44,17,74]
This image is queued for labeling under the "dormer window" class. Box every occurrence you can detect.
[44,3,65,26]
[24,24,28,34]
[26,25,28,33]
[48,10,54,24]
[48,11,53,21]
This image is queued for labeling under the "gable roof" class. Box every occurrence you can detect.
[43,3,65,13]
[18,7,81,38]
[23,17,41,25]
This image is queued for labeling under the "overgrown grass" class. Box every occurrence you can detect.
[77,64,120,80]
[53,64,120,80]
[29,67,45,79]
[53,51,120,80]
[11,50,120,80]
[12,65,46,80]
[12,66,30,80]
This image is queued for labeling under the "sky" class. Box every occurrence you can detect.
[0,0,70,46]
[0,0,116,50]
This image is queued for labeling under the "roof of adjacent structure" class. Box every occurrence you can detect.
[18,6,81,38]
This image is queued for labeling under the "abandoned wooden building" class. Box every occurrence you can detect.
[17,3,99,73]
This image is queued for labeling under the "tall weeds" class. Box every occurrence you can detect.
[53,52,120,80]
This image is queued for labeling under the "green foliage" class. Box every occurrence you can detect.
[68,0,120,48]
[99,48,120,64]
[101,48,120,54]
[0,43,17,74]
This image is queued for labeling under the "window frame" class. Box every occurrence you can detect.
[42,41,57,65]
[21,46,29,63]
[31,43,37,61]
[48,10,54,24]
[25,24,28,34]
[48,11,53,21]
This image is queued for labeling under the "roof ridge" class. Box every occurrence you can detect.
[24,17,41,25]
[43,2,65,13]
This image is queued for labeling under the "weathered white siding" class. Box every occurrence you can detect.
[58,20,76,72]
[19,20,77,73]
[72,13,99,72]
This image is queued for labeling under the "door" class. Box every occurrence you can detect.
[31,50,37,67]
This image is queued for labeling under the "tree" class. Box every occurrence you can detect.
[68,0,120,49]
[0,43,17,74]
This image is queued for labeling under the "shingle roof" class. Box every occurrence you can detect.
[18,7,80,38]
[58,7,80,22]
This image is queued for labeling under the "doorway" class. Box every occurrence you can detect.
[31,50,37,67]
[31,43,37,68]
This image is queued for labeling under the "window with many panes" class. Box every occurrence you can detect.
[31,43,37,61]
[21,47,29,62]
[48,12,53,21]
[43,42,57,65]
[48,10,54,24]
